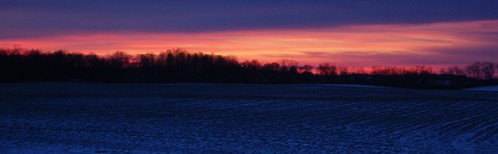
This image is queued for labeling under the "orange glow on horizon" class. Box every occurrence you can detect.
[1,20,497,67]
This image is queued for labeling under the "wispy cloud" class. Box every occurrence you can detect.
[1,20,497,66]
[2,0,498,39]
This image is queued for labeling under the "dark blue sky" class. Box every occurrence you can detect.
[2,0,498,39]
[2,0,498,66]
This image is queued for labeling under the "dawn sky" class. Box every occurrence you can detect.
[1,0,498,66]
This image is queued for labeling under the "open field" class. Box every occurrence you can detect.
[0,83,497,153]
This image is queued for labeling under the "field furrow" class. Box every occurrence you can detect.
[0,83,497,153]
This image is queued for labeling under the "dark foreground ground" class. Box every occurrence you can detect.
[0,83,497,153]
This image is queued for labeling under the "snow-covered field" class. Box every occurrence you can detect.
[0,83,497,153]
[466,85,498,92]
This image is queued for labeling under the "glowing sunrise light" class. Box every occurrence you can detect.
[1,20,497,67]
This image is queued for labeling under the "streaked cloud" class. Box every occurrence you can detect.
[1,20,497,66]
[2,0,498,39]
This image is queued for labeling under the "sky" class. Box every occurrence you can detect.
[1,0,498,67]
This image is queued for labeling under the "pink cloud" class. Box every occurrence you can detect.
[1,20,497,67]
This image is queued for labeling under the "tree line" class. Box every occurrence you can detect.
[1,48,497,89]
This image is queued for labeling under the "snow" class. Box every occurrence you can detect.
[330,84,388,88]
[466,85,498,92]
[0,83,497,153]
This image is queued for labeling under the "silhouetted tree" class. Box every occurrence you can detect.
[481,62,496,80]
[466,62,482,79]
[108,51,131,68]
[464,62,496,80]
[0,48,495,89]
[138,53,155,68]
[298,65,314,74]
[410,66,433,75]
[440,66,465,76]
[317,63,337,76]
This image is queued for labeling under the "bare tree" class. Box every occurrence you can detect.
[108,51,131,68]
[465,62,482,79]
[371,66,402,76]
[241,60,261,69]
[138,53,156,68]
[481,62,496,80]
[317,63,337,76]
[441,65,465,76]
[298,65,314,74]
[465,62,497,80]
[410,66,433,75]
[279,59,298,72]
[339,66,348,75]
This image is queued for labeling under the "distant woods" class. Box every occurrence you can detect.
[1,48,497,89]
